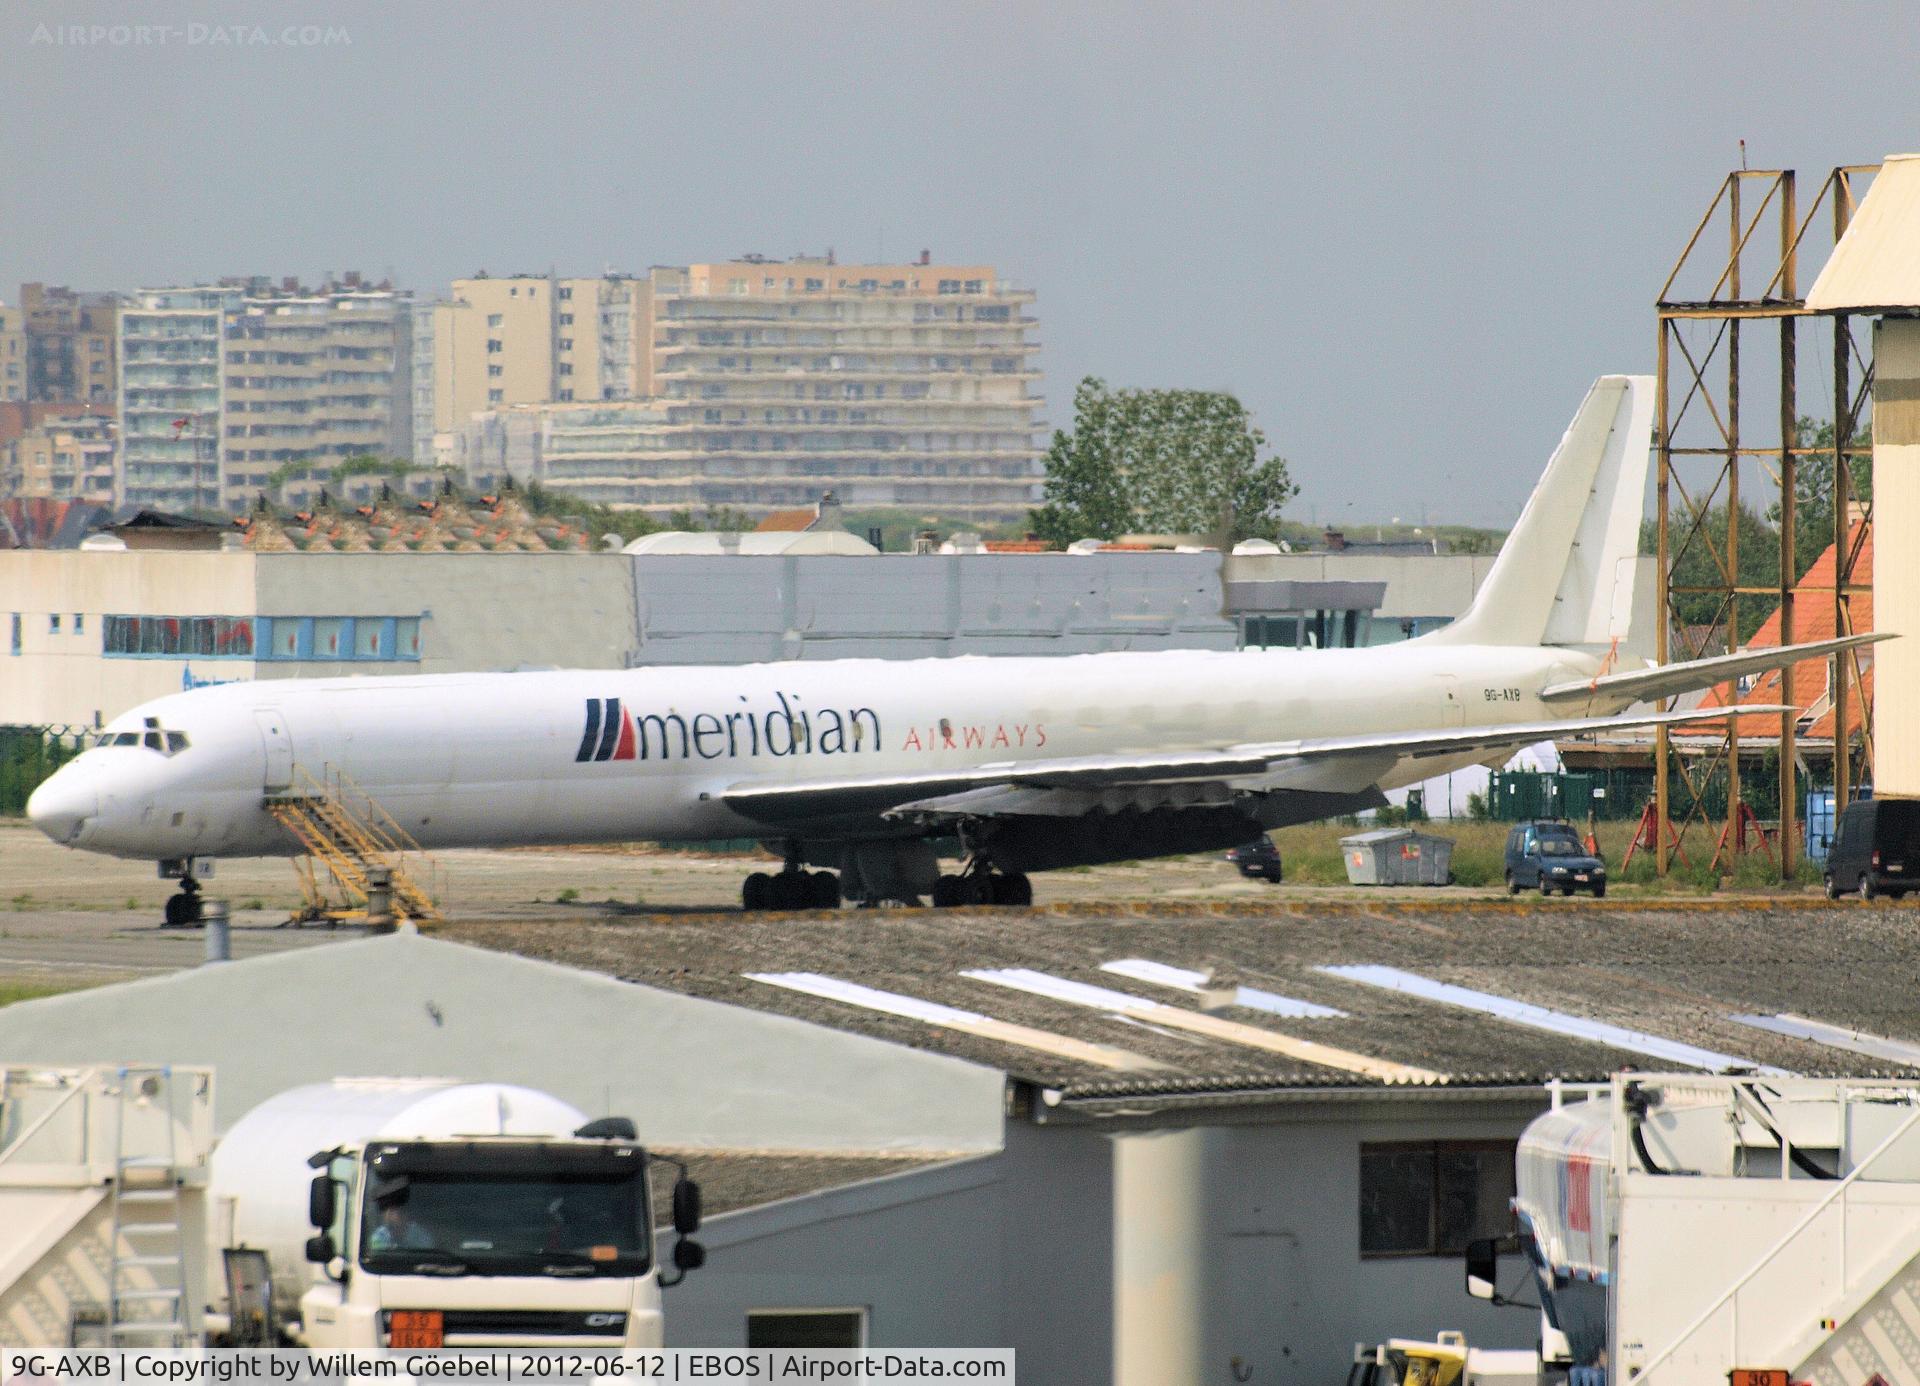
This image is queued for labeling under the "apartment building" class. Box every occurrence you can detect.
[419,275,644,462]
[1,412,115,501]
[628,256,1043,518]
[219,275,412,503]
[117,285,239,513]
[20,283,118,404]
[118,278,412,513]
[0,305,24,403]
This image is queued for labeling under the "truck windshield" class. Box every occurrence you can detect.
[358,1169,650,1276]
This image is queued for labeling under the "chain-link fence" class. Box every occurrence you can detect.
[0,725,90,815]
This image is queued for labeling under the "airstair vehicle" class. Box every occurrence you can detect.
[0,1064,214,1347]
[266,764,441,924]
[1360,1075,1920,1385]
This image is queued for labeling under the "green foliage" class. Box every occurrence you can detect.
[0,727,82,816]
[519,482,661,544]
[1767,416,1873,583]
[0,981,83,1007]
[1641,503,1781,646]
[1031,377,1297,546]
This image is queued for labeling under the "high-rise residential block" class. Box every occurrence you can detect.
[219,275,412,503]
[628,256,1042,517]
[0,304,25,403]
[117,285,239,513]
[420,275,645,463]
[119,277,412,513]
[20,283,119,404]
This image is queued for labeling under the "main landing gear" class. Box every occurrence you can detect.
[741,847,842,912]
[931,863,1032,909]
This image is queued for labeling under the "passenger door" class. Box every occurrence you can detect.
[253,708,294,793]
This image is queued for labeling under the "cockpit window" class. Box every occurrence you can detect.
[98,723,190,755]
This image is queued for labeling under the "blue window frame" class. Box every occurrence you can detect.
[102,614,424,662]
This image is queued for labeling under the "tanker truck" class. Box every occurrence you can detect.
[204,1077,704,1349]
[1358,1074,1920,1386]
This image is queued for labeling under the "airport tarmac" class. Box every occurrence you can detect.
[0,818,1844,994]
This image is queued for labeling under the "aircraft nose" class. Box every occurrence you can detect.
[26,768,99,846]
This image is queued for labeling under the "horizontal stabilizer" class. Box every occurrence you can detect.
[1539,633,1890,708]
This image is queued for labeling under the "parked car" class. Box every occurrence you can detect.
[1504,820,1607,897]
[1824,798,1920,900]
[1226,837,1284,883]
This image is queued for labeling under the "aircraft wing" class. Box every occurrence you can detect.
[1539,633,1888,708]
[721,704,1790,825]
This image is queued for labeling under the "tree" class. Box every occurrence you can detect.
[1767,416,1873,583]
[1642,503,1781,647]
[1030,377,1297,546]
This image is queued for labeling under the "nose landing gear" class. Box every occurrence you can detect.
[161,866,203,928]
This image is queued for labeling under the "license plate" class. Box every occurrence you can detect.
[1574,873,1588,882]
[389,1311,443,1348]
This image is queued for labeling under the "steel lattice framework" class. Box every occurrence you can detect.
[1654,165,1879,877]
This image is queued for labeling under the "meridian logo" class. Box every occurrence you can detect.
[576,696,638,762]
[575,694,882,764]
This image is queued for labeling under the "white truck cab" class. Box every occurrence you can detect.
[208,1079,703,1349]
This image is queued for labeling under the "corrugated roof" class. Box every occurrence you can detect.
[1807,155,1920,310]
[448,897,1920,1102]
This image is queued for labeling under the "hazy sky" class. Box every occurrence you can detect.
[4,1,1917,525]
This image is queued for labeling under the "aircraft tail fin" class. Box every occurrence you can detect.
[1427,375,1654,650]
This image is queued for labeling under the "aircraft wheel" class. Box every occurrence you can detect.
[990,873,1033,907]
[931,875,964,908]
[742,872,774,912]
[163,892,200,927]
[808,871,841,909]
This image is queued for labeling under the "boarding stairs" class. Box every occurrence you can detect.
[266,764,442,924]
[1627,1097,1920,1385]
[0,1064,214,1347]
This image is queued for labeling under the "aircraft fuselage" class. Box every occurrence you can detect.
[29,641,1614,864]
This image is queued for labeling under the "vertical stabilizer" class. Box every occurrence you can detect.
[1429,375,1653,649]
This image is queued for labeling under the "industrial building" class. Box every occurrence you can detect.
[1,898,1914,1380]
[0,534,1505,730]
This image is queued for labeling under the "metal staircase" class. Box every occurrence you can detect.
[105,1067,190,1347]
[1631,1099,1920,1384]
[266,764,442,924]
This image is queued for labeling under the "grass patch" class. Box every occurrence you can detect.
[0,980,85,1007]
[556,887,580,904]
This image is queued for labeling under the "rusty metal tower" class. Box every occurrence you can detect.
[1654,164,1879,877]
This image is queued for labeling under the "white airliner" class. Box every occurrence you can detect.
[27,376,1875,915]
